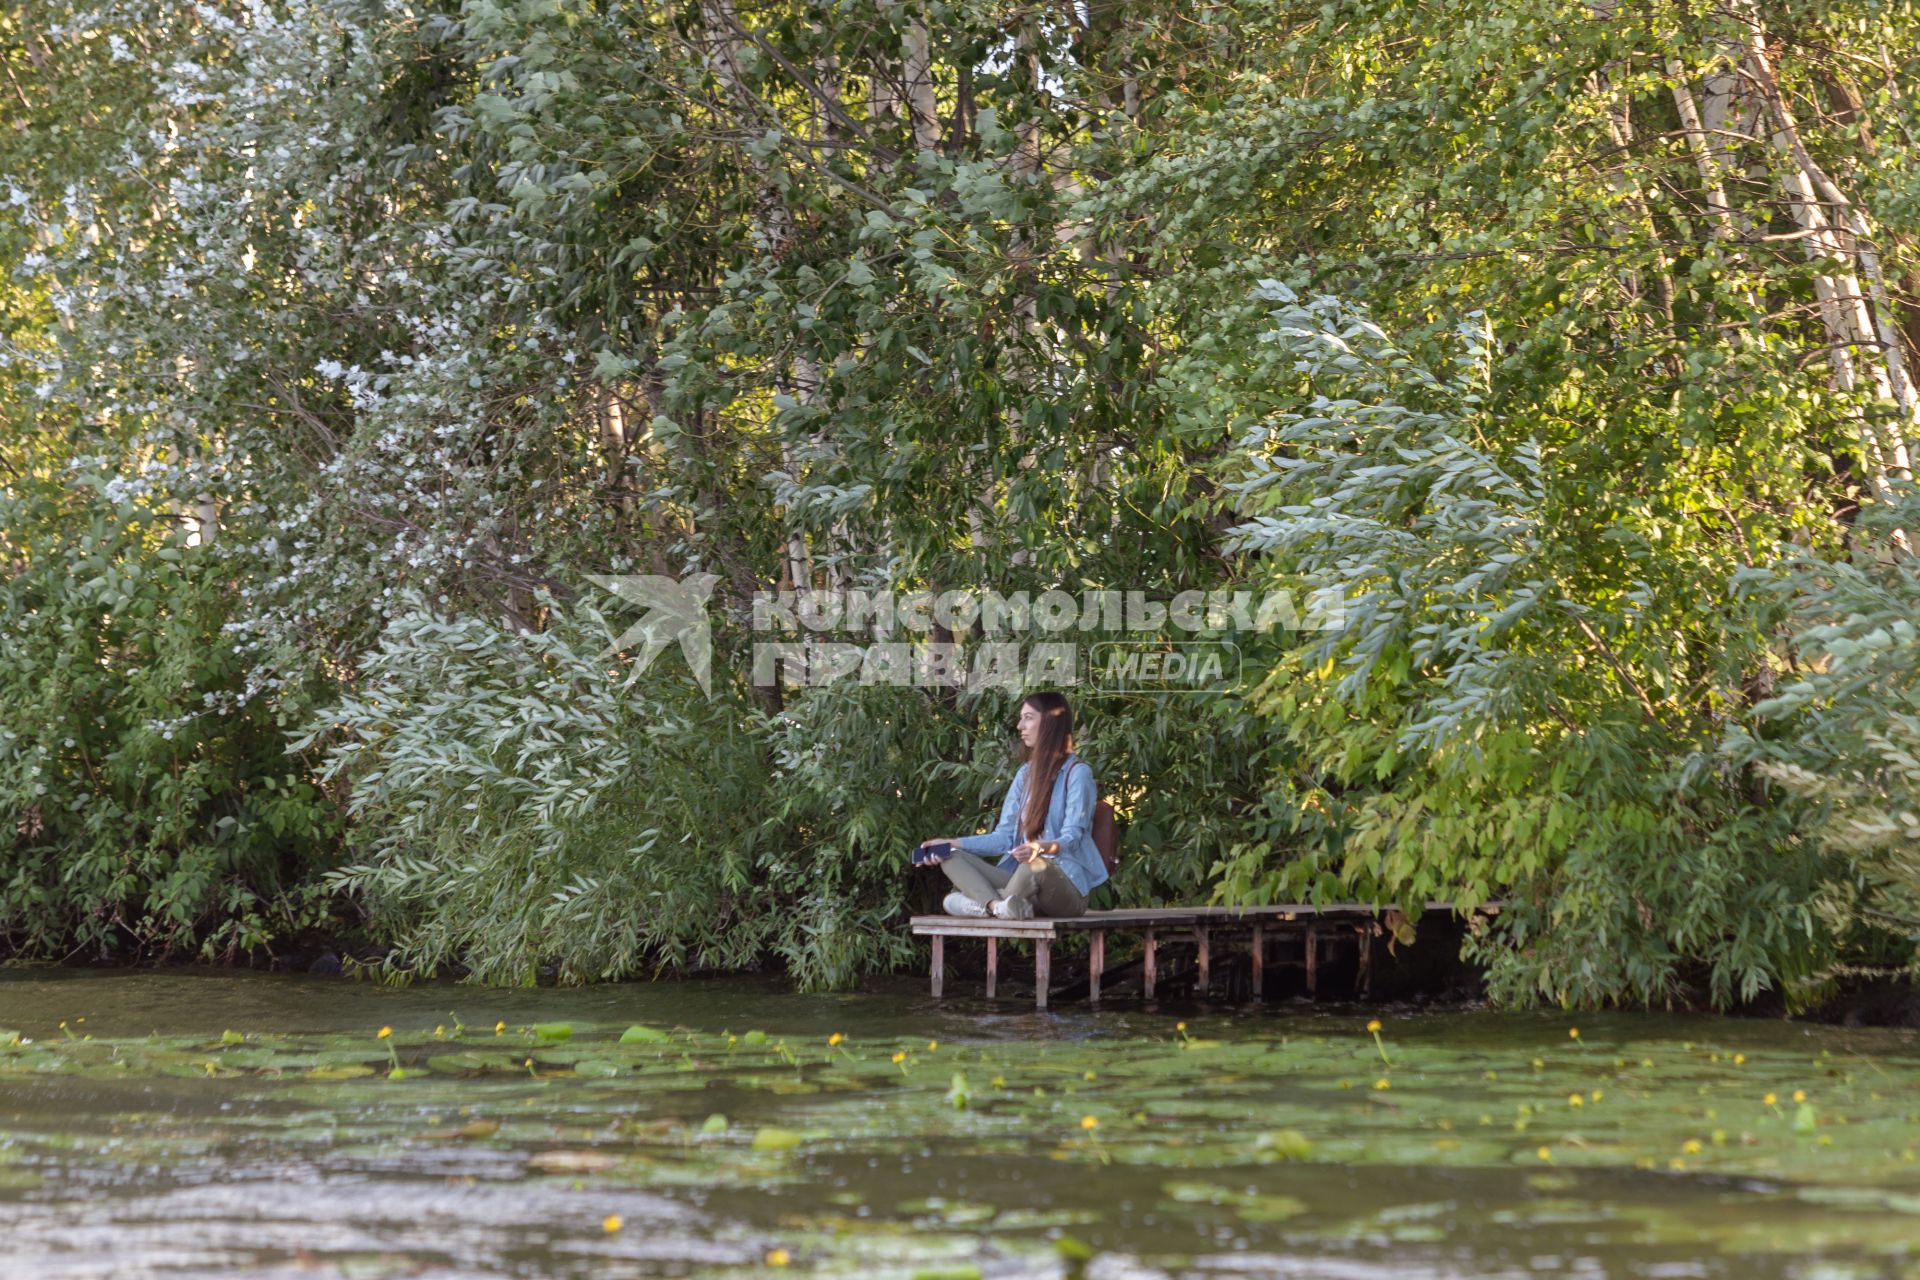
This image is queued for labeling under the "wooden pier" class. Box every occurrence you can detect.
[910,902,1496,1009]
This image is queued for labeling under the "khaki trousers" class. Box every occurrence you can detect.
[939,849,1087,918]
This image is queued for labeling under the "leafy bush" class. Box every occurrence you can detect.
[0,471,336,962]
[1208,286,1834,1009]
[310,593,779,985]
[1728,492,1920,989]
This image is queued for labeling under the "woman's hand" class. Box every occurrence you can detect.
[918,837,960,865]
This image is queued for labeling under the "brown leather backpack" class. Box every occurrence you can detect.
[1071,759,1120,875]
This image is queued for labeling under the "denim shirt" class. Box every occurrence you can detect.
[953,753,1107,898]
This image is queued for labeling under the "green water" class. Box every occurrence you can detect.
[3,969,1919,1278]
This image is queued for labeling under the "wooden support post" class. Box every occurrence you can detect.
[986,936,998,999]
[1251,924,1264,1002]
[1356,924,1372,997]
[1196,928,1211,996]
[1089,930,1105,1004]
[1305,923,1319,998]
[931,934,945,999]
[1143,928,1158,1000]
[1035,939,1051,1011]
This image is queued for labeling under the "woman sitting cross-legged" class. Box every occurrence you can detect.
[917,690,1106,920]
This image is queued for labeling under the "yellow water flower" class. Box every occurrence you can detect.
[1176,1021,1187,1032]
[1589,1090,1603,1103]
[1366,1019,1382,1033]
[926,1040,938,1051]
[1682,1139,1703,1155]
[1567,1093,1583,1108]
[494,1021,506,1035]
[377,1026,392,1040]
[602,1215,623,1234]
[1568,1027,1581,1041]
[1669,1157,1686,1170]
[828,1033,844,1047]
[1793,1090,1807,1103]
[892,1051,906,1064]
[1763,1092,1777,1106]
[433,1025,445,1039]
[1081,1115,1099,1130]
[1373,1078,1390,1091]
[767,1247,791,1266]
[1733,1053,1745,1065]
[1537,1146,1552,1161]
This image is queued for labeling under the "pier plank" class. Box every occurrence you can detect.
[910,902,1498,1009]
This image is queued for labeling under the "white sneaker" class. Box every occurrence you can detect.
[990,895,1035,920]
[943,891,990,918]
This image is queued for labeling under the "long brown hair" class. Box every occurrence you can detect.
[1016,690,1074,840]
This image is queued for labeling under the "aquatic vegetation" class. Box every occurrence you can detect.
[1366,1018,1391,1066]
[3,979,1920,1277]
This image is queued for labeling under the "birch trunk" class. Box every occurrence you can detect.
[902,13,940,155]
[1668,61,1768,340]
[1736,9,1915,497]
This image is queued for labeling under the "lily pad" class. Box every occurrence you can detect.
[571,1059,624,1078]
[425,1052,520,1074]
[750,1126,806,1151]
[305,1064,376,1080]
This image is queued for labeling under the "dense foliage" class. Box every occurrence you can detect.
[4,0,1919,1007]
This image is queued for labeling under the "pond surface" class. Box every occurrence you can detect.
[2,968,1918,1278]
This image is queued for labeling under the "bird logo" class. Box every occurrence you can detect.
[586,573,721,695]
